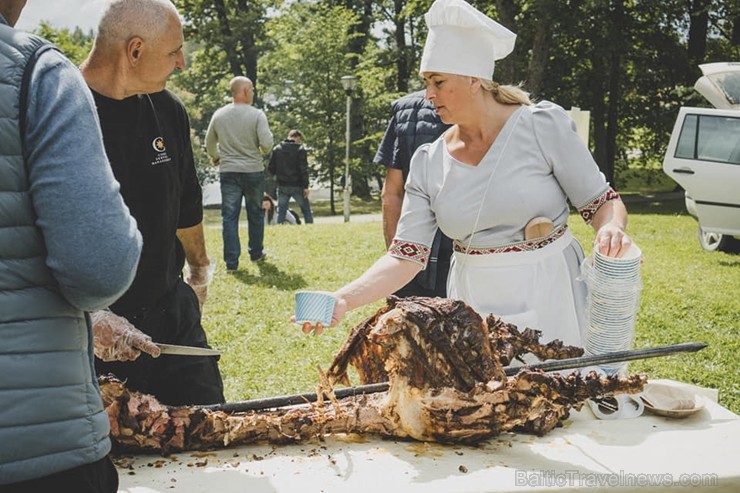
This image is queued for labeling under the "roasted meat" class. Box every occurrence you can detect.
[101,296,646,454]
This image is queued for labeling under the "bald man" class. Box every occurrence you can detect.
[1,0,143,489]
[80,0,225,407]
[206,75,274,270]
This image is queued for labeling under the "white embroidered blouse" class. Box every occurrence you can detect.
[390,101,619,265]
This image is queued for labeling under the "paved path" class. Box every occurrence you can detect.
[205,191,682,229]
[313,213,382,224]
[310,191,683,224]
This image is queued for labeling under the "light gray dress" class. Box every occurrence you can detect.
[389,101,619,346]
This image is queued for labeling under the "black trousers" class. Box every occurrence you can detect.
[0,456,118,493]
[96,279,225,406]
[394,230,452,298]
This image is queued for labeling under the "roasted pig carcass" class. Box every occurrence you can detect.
[101,296,645,454]
[327,296,643,441]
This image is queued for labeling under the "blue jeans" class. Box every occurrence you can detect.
[277,185,314,224]
[219,172,265,267]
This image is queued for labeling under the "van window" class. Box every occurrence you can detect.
[675,113,740,165]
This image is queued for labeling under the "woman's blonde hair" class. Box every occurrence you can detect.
[479,79,532,106]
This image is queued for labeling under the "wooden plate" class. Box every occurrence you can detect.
[640,383,704,418]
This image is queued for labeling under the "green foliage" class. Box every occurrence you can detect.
[171,49,232,138]
[166,85,219,184]
[200,199,739,415]
[258,2,361,200]
[21,2,740,194]
[175,0,274,84]
[34,22,93,66]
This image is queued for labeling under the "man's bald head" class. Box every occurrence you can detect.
[230,76,253,95]
[96,0,180,51]
[230,76,254,104]
[81,0,185,99]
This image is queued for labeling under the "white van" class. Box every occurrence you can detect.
[663,62,740,252]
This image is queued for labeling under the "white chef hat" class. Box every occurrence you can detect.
[419,0,517,80]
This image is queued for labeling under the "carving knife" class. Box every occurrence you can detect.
[155,343,221,356]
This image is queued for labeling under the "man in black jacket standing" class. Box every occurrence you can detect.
[268,129,314,224]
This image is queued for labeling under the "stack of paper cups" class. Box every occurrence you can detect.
[580,244,642,375]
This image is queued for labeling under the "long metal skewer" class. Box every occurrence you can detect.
[202,342,707,414]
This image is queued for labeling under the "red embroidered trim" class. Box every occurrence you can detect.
[389,240,431,265]
[454,224,569,255]
[579,188,621,224]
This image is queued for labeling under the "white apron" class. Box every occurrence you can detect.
[448,229,588,348]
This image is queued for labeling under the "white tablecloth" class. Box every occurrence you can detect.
[116,380,740,493]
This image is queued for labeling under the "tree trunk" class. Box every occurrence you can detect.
[590,54,609,180]
[494,0,519,83]
[527,22,551,97]
[686,0,710,84]
[212,0,243,78]
[394,0,409,93]
[603,0,625,187]
[330,161,337,216]
[236,0,258,90]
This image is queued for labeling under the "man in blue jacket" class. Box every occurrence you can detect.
[374,90,452,298]
[0,0,147,490]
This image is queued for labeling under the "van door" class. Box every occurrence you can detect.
[663,107,740,235]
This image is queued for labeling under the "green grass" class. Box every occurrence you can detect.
[618,167,679,194]
[200,197,739,415]
[309,195,382,216]
[202,208,387,399]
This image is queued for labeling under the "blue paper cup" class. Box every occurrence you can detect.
[295,291,335,325]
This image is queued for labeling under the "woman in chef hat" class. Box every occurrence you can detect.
[301,0,633,348]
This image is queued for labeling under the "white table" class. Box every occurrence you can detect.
[116,380,740,493]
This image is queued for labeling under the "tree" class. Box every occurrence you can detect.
[486,0,700,187]
[34,22,93,65]
[687,0,712,84]
[259,2,361,214]
[173,0,275,146]
[171,0,276,185]
[175,0,271,90]
[167,0,740,198]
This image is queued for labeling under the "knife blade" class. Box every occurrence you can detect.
[155,343,221,356]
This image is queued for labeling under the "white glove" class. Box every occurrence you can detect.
[184,258,215,311]
[190,282,208,309]
[90,310,161,362]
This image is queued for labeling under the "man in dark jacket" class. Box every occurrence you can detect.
[268,129,314,224]
[374,90,452,298]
